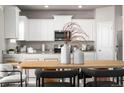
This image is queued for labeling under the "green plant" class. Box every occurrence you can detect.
[8,49,15,51]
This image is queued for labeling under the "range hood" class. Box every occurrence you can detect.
[53,15,72,30]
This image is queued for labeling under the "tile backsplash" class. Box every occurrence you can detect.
[16,41,95,53]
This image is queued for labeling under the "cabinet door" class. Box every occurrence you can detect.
[46,19,54,41]
[29,19,43,41]
[72,19,95,41]
[29,19,54,41]
[96,22,114,60]
[18,16,28,40]
[53,15,72,30]
[4,6,20,38]
[84,52,96,61]
[39,20,48,41]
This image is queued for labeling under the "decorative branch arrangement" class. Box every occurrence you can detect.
[63,22,89,41]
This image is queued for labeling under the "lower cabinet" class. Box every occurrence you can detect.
[84,52,96,61]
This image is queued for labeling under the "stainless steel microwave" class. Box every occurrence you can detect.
[54,31,71,41]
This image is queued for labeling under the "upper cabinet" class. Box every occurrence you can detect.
[28,15,95,41]
[72,19,95,41]
[18,16,28,41]
[28,19,54,41]
[4,6,20,39]
[28,19,43,41]
[53,15,72,30]
[28,15,72,41]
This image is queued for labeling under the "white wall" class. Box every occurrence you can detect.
[0,6,5,63]
[95,6,115,22]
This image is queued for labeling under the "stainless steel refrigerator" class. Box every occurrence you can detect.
[117,31,123,60]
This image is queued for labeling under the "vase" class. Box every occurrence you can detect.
[73,49,84,64]
[60,43,70,64]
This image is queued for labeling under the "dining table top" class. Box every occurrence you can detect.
[19,60,124,69]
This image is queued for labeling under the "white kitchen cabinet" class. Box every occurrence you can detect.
[53,15,72,31]
[96,22,114,60]
[46,20,54,41]
[29,19,43,41]
[4,6,20,38]
[39,19,54,41]
[18,16,28,41]
[72,19,95,41]
[84,52,96,61]
[29,19,54,41]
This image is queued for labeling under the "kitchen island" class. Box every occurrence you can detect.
[3,51,96,63]
[3,52,96,77]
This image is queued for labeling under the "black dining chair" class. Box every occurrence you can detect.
[35,69,79,87]
[81,68,124,87]
[77,69,92,87]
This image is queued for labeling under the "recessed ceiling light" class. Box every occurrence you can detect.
[78,5,82,8]
[44,5,49,8]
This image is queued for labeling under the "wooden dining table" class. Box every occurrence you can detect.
[19,60,124,69]
[19,60,124,86]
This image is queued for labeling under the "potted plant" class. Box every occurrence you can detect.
[7,49,15,54]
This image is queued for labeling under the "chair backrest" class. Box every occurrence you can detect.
[35,69,79,78]
[0,64,13,78]
[82,68,124,77]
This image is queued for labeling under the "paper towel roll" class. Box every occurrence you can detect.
[74,49,84,64]
[42,44,45,52]
[61,44,70,64]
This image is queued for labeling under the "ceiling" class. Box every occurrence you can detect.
[18,5,111,11]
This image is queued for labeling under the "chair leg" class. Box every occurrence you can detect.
[116,77,119,84]
[77,75,80,87]
[70,78,72,86]
[20,81,23,87]
[38,78,40,87]
[36,78,38,87]
[94,77,97,87]
[73,76,75,87]
[42,78,44,87]
[83,74,86,87]
[25,81,27,87]
[120,76,123,87]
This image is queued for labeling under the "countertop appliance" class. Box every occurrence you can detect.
[41,43,45,52]
[86,45,94,51]
[27,47,34,53]
[55,31,71,41]
[54,44,62,53]
[54,48,61,53]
